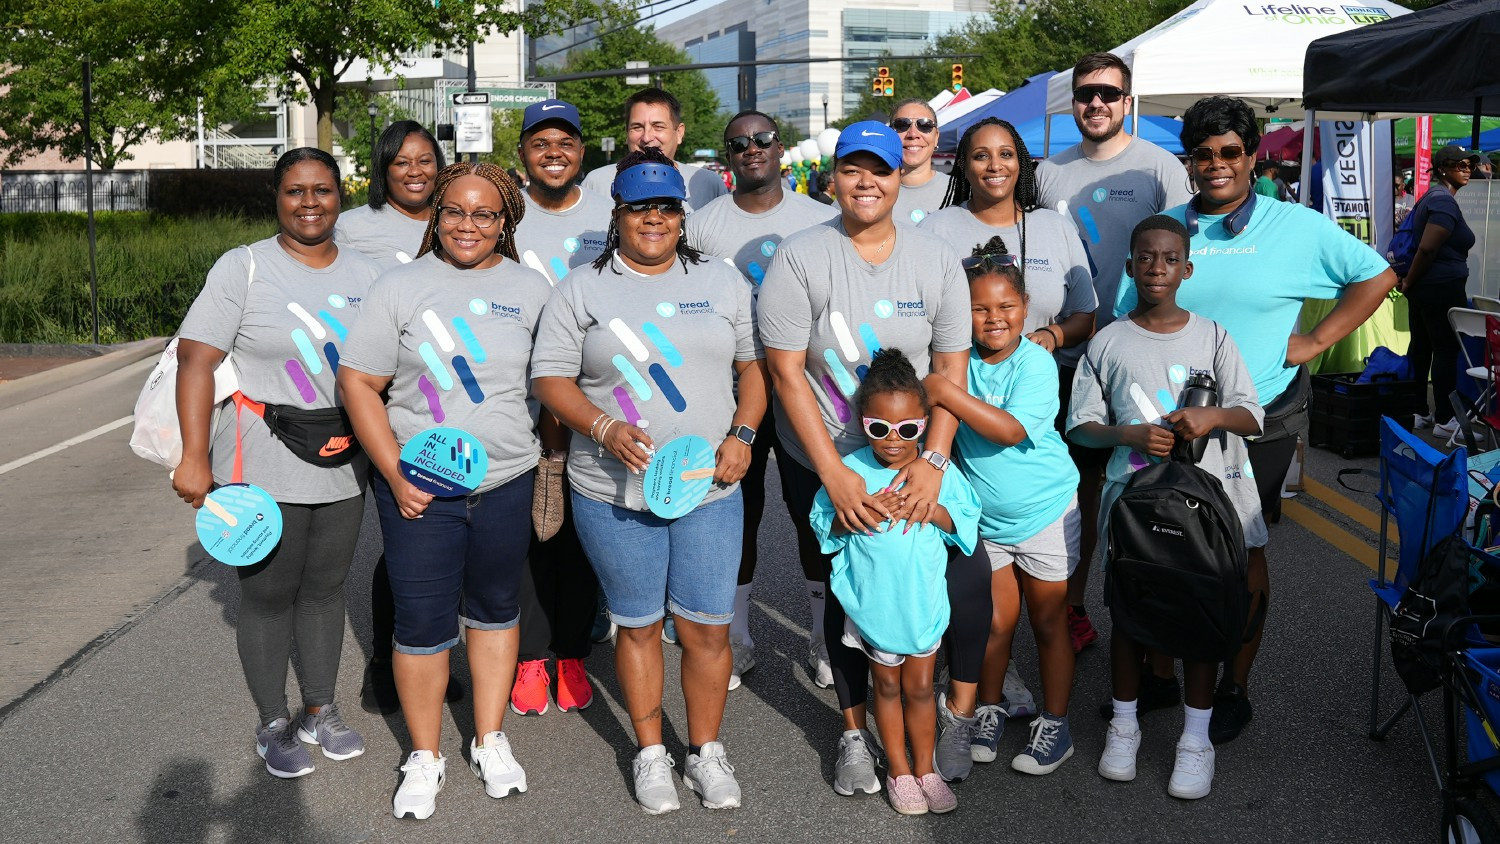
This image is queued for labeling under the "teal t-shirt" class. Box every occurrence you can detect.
[1115,198,1389,403]
[954,341,1079,545]
[809,448,980,656]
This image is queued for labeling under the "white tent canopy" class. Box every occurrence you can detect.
[1043,0,1413,120]
[934,89,1005,124]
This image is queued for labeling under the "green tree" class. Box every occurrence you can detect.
[546,10,722,173]
[334,92,418,178]
[480,109,527,172]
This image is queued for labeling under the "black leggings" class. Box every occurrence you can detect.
[517,506,598,662]
[736,413,780,585]
[1405,279,1469,424]
[237,493,365,726]
[779,456,991,709]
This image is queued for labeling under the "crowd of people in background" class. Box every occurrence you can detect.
[171,49,1400,820]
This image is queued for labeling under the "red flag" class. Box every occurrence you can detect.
[1414,115,1433,200]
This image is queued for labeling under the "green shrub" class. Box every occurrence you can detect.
[0,212,277,343]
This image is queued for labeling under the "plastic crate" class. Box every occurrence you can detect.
[1307,372,1425,458]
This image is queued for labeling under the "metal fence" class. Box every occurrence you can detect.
[0,179,151,213]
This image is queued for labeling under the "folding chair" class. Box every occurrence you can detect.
[1472,295,1500,315]
[1446,307,1497,444]
[1364,417,1468,745]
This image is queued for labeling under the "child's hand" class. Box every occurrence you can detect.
[1122,422,1174,458]
[1163,407,1218,442]
[871,487,905,528]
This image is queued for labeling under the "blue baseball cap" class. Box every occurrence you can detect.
[835,121,902,169]
[521,99,582,136]
[612,162,687,203]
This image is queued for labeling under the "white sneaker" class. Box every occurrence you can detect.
[808,639,834,689]
[1414,413,1435,430]
[684,741,742,809]
[1002,663,1037,718]
[393,750,445,820]
[469,731,527,798]
[1167,734,1215,799]
[1098,720,1142,782]
[1434,419,1463,440]
[633,744,681,814]
[728,637,755,691]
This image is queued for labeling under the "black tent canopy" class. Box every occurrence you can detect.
[1303,0,1500,141]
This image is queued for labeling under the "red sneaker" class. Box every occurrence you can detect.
[1067,606,1099,653]
[555,658,594,712]
[510,659,550,716]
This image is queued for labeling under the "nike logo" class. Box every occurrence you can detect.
[319,436,353,457]
[861,130,882,137]
[542,104,564,111]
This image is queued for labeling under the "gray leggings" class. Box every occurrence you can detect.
[236,493,365,726]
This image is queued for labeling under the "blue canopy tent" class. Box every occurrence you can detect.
[1016,114,1184,158]
[1475,125,1500,152]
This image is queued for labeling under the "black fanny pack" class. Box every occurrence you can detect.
[257,399,361,467]
[1255,365,1311,444]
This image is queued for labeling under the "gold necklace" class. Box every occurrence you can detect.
[857,230,892,265]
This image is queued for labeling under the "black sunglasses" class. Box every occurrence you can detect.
[960,253,1020,271]
[891,117,937,133]
[620,200,685,216]
[1073,85,1126,105]
[727,131,778,154]
[1189,145,1247,164]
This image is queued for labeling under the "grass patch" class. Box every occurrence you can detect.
[0,212,277,343]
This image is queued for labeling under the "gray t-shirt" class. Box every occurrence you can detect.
[177,237,382,504]
[893,173,951,227]
[338,252,554,493]
[758,221,971,470]
[1066,312,1267,553]
[582,160,729,211]
[513,187,613,286]
[685,191,838,287]
[1035,137,1193,366]
[333,204,428,270]
[530,256,760,510]
[919,204,1097,336]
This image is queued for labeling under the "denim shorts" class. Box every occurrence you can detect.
[571,488,743,628]
[373,472,532,655]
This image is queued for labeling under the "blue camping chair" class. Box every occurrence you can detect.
[1366,416,1468,743]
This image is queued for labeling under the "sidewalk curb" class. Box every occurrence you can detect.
[0,338,165,411]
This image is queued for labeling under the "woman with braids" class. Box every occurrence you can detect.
[923,236,1083,778]
[921,118,1096,355]
[530,147,767,815]
[758,122,982,792]
[174,148,381,780]
[338,162,555,820]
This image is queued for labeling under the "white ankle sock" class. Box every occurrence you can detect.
[1183,705,1212,744]
[730,583,753,644]
[1111,698,1139,729]
[805,579,826,647]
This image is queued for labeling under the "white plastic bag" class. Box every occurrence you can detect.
[128,247,253,468]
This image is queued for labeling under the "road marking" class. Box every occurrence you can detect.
[1282,498,1385,573]
[754,599,810,639]
[1300,475,1381,533]
[0,415,133,477]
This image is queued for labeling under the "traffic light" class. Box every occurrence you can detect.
[872,66,894,97]
[872,76,885,97]
[951,63,964,92]
[883,78,895,97]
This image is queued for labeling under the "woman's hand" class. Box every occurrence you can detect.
[392,476,435,520]
[601,421,655,473]
[824,464,891,535]
[172,456,214,509]
[887,459,943,528]
[713,438,751,485]
[1122,423,1174,458]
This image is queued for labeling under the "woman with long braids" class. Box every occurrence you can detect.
[339,162,557,820]
[531,147,768,814]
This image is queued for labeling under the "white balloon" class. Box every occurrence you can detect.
[798,139,821,161]
[789,148,804,164]
[817,128,840,158]
[780,153,793,169]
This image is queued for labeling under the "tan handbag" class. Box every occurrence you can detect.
[532,454,567,541]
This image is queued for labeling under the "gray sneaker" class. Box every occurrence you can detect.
[684,741,742,809]
[257,717,315,779]
[934,693,978,781]
[833,729,881,795]
[296,702,365,761]
[632,744,681,814]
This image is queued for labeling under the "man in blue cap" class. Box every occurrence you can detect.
[507,98,613,721]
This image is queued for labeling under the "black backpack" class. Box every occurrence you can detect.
[1390,534,1474,695]
[1105,455,1252,663]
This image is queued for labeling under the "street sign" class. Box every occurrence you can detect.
[453,92,491,105]
[454,104,493,154]
[626,60,649,87]
[600,137,616,152]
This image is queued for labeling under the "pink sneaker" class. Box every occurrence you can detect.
[918,772,957,813]
[1067,606,1100,653]
[886,774,928,815]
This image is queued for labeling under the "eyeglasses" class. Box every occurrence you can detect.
[437,207,502,228]
[1189,145,1247,164]
[620,200,685,216]
[862,416,927,441]
[727,132,778,154]
[960,253,1020,271]
[1073,85,1126,105]
[891,117,937,133]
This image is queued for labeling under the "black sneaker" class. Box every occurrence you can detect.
[1097,671,1181,720]
[1208,685,1253,744]
[362,658,400,715]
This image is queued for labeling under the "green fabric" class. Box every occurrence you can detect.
[1393,116,1500,157]
[1299,294,1410,376]
[1254,177,1281,199]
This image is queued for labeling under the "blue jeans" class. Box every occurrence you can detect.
[373,472,532,655]
[571,489,743,628]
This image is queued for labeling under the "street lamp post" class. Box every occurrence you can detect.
[367,103,379,177]
[822,93,829,132]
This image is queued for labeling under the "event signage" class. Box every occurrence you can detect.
[196,483,283,566]
[641,435,716,519]
[398,426,489,496]
[1319,118,1394,250]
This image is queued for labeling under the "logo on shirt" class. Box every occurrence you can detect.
[896,299,927,317]
[656,302,677,318]
[760,240,777,257]
[909,209,926,223]
[677,300,715,315]
[1195,244,1259,256]
[1093,187,1137,203]
[491,302,524,322]
[469,298,487,315]
[873,299,895,319]
[1023,256,1050,271]
[563,237,580,253]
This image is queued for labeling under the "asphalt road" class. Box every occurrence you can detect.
[0,350,1485,843]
